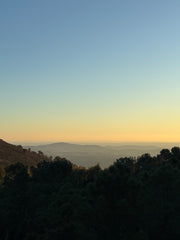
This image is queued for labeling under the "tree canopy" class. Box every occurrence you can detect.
[0,147,180,240]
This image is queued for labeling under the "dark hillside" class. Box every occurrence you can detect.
[0,139,50,167]
[0,146,180,239]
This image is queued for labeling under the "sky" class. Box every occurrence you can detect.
[1,0,180,143]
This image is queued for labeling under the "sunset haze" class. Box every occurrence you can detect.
[1,0,180,143]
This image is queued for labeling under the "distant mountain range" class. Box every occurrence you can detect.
[0,139,49,167]
[1,139,179,168]
[25,142,164,168]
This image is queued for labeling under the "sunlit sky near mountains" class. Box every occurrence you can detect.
[1,0,180,143]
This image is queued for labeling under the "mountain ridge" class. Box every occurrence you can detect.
[25,141,163,168]
[0,139,50,167]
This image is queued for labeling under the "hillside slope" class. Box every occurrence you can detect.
[0,139,49,167]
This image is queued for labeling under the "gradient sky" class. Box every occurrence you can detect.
[1,0,180,143]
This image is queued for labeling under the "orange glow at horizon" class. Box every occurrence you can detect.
[2,105,180,144]
[2,126,180,143]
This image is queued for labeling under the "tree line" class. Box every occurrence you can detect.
[0,147,180,239]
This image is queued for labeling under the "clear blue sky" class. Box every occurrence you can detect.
[1,0,180,143]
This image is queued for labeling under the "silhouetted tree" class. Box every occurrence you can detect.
[0,147,180,240]
[160,149,172,161]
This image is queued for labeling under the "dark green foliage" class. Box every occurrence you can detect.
[30,157,72,183]
[160,149,172,161]
[0,149,180,239]
[3,162,29,186]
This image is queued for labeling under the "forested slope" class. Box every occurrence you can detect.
[0,139,50,167]
[0,147,180,240]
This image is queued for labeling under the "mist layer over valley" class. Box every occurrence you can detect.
[24,142,178,168]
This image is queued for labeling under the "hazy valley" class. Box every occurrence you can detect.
[24,142,176,168]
